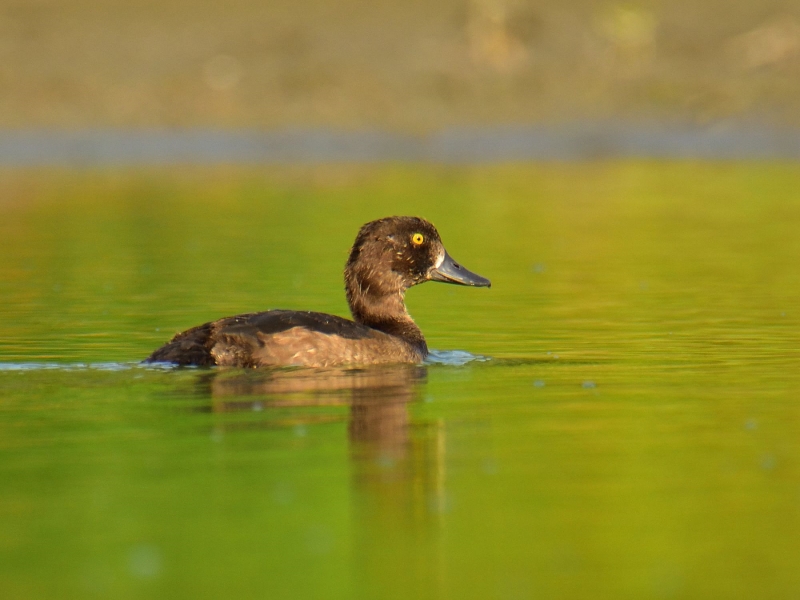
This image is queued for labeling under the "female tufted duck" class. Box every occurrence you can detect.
[145,216,490,367]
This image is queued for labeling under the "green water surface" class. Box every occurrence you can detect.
[1,164,800,599]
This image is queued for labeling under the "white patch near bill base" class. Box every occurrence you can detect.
[434,250,445,268]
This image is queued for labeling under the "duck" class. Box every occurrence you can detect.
[144,216,490,368]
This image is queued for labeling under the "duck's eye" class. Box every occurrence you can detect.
[411,233,424,245]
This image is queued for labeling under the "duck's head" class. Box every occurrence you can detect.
[345,216,491,298]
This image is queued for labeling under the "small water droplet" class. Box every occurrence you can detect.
[304,525,334,556]
[744,419,757,431]
[761,454,776,470]
[294,425,307,438]
[271,483,294,505]
[428,493,451,514]
[582,381,596,389]
[531,263,546,274]
[376,453,395,469]
[533,380,545,388]
[127,544,162,580]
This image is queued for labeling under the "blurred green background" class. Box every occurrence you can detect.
[2,0,799,130]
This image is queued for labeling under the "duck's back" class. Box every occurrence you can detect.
[144,310,424,368]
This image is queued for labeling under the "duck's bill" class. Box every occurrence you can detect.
[430,251,491,287]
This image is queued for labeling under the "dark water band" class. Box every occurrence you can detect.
[2,122,799,166]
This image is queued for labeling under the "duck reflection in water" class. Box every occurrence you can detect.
[196,364,441,473]
[194,365,448,589]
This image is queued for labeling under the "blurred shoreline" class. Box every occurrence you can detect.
[4,1,799,132]
[2,122,799,165]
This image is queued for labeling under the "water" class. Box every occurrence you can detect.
[2,164,800,598]
[3,123,800,166]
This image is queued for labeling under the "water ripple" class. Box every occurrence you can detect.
[425,350,490,366]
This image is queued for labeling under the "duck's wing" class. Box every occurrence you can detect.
[218,310,374,341]
[144,310,375,367]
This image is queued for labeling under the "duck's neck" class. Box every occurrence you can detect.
[345,277,427,355]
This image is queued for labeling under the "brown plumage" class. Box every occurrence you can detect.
[144,216,490,368]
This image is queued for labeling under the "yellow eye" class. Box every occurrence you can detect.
[411,233,424,245]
